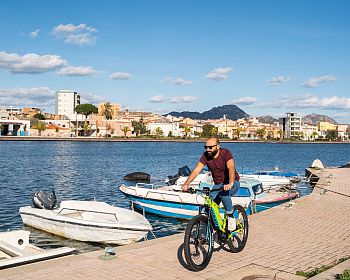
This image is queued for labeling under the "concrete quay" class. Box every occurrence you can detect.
[1,168,350,280]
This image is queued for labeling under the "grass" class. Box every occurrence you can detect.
[296,256,350,278]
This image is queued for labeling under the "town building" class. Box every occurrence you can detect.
[279,112,302,138]
[55,90,80,119]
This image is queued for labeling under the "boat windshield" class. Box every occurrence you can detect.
[233,187,251,197]
[252,183,264,195]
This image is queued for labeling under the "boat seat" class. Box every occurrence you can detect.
[0,240,33,257]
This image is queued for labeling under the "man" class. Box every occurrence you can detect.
[181,137,240,230]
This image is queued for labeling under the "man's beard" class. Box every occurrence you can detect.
[206,149,218,159]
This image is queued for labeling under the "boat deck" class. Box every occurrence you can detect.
[2,167,350,280]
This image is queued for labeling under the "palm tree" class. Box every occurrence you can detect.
[312,131,318,141]
[278,129,284,140]
[36,121,46,136]
[155,127,163,138]
[256,128,266,140]
[100,102,113,120]
[234,127,242,139]
[122,126,129,138]
[183,126,191,139]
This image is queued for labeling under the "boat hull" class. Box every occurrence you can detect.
[19,203,151,245]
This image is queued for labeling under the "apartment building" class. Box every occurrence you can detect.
[55,90,80,119]
[279,112,302,138]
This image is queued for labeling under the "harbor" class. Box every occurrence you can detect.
[1,166,349,279]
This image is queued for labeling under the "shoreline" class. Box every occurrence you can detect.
[0,136,349,144]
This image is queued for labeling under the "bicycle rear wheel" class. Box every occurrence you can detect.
[227,205,249,253]
[183,214,213,271]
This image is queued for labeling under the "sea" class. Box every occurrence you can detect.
[0,141,349,253]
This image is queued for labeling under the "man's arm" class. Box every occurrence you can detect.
[181,161,205,192]
[224,158,235,191]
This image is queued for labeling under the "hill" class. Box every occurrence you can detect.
[257,115,279,124]
[166,105,248,120]
[302,113,338,125]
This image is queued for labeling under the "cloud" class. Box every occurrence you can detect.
[256,94,350,110]
[205,67,232,81]
[58,66,97,76]
[162,76,193,86]
[52,23,98,45]
[169,96,198,103]
[230,97,257,105]
[302,75,336,88]
[80,92,106,104]
[30,29,40,38]
[0,51,67,74]
[109,72,132,80]
[149,95,198,103]
[268,75,290,86]
[0,87,55,108]
[149,95,169,103]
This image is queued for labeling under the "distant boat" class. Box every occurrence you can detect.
[0,230,75,270]
[119,178,298,219]
[20,200,152,245]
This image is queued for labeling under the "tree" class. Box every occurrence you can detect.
[122,126,129,138]
[201,124,217,138]
[311,131,318,141]
[100,102,113,120]
[234,127,242,139]
[75,104,98,128]
[256,128,266,140]
[183,126,191,139]
[36,121,46,136]
[132,120,147,136]
[82,122,91,136]
[278,129,284,139]
[326,130,338,141]
[155,127,163,138]
[33,113,45,120]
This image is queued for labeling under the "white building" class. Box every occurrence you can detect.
[279,112,302,138]
[55,90,80,119]
[147,122,181,137]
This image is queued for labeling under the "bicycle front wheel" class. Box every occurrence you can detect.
[183,214,213,271]
[227,204,249,253]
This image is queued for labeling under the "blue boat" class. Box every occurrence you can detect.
[119,178,298,219]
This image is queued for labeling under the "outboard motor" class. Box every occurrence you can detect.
[32,190,57,210]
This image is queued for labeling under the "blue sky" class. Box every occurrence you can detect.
[0,0,349,122]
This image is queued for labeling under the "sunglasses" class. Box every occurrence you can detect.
[204,144,217,150]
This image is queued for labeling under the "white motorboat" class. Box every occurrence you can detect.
[19,200,152,245]
[0,230,75,270]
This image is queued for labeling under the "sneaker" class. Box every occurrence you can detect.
[213,232,220,249]
[227,217,236,231]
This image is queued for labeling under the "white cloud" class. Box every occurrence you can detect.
[58,66,97,76]
[256,94,350,110]
[230,97,257,105]
[268,75,290,86]
[149,95,198,103]
[52,23,98,45]
[30,29,40,38]
[162,76,193,86]
[0,87,55,108]
[302,75,336,88]
[205,67,232,81]
[149,95,169,103]
[0,51,67,74]
[109,72,131,80]
[169,96,198,103]
[80,92,106,104]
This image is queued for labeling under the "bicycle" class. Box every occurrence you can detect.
[183,183,249,271]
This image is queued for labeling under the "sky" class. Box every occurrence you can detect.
[0,0,349,123]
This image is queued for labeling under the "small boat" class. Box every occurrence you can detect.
[19,200,152,245]
[0,230,75,270]
[119,178,299,219]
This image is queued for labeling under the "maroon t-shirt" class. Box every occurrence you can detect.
[199,148,240,184]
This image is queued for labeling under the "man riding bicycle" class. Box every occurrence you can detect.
[181,137,240,230]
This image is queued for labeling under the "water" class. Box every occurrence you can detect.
[0,141,349,252]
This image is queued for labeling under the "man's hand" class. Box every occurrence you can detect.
[181,184,189,192]
[224,183,233,191]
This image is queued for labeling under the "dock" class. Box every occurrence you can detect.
[1,167,350,280]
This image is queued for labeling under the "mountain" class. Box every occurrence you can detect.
[257,115,278,124]
[166,105,249,120]
[302,113,338,125]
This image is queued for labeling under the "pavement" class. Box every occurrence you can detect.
[1,167,350,280]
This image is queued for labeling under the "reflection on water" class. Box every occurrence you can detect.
[1,141,349,253]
